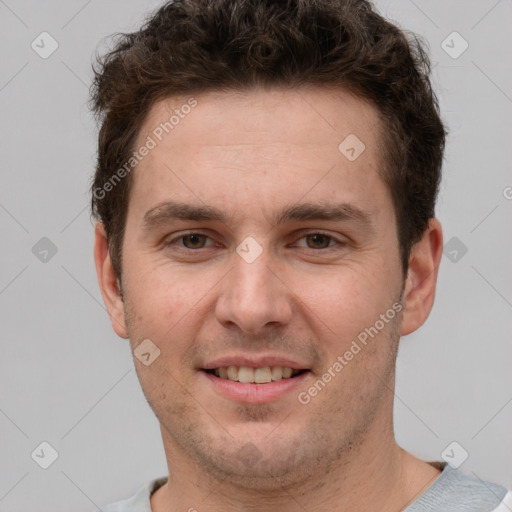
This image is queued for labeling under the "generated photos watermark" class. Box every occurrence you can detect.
[93,97,198,200]
[298,301,403,405]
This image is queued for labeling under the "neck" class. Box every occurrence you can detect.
[151,404,439,511]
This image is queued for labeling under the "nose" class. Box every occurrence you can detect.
[215,246,293,335]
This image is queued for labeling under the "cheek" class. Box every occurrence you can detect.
[122,274,184,360]
[124,257,188,315]
[293,262,396,339]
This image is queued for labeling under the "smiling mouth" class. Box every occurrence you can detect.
[204,366,309,384]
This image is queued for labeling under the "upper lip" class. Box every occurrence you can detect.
[201,354,310,370]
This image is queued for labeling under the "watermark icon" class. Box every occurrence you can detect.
[441,441,469,469]
[236,236,263,263]
[443,236,468,263]
[503,186,512,200]
[31,31,59,59]
[298,302,403,405]
[31,441,59,469]
[238,442,263,465]
[338,134,366,161]
[92,98,198,201]
[32,237,58,263]
[134,338,161,366]
[441,31,469,60]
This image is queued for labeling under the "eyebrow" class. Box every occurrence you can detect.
[143,200,374,231]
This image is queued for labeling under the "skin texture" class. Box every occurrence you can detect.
[95,86,444,511]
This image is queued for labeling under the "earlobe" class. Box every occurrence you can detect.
[94,222,129,339]
[400,218,443,336]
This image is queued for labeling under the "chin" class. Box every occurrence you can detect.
[178,422,332,490]
[201,451,314,491]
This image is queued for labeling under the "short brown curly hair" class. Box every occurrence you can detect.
[90,0,446,279]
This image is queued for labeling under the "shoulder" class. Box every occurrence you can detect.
[95,477,167,512]
[406,462,510,512]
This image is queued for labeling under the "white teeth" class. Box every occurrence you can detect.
[254,367,272,383]
[238,366,255,383]
[271,366,283,380]
[227,366,239,381]
[212,366,300,383]
[282,367,293,378]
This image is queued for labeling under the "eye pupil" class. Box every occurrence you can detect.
[183,234,206,248]
[306,234,330,249]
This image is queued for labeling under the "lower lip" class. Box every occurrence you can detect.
[201,371,310,404]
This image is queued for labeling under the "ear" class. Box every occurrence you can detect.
[400,218,443,336]
[94,222,128,338]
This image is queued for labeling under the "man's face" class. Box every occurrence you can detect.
[117,87,406,485]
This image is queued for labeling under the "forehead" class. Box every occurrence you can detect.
[129,86,390,226]
[138,86,381,152]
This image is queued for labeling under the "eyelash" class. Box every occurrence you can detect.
[164,231,345,252]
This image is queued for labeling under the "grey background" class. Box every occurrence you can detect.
[0,0,511,510]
